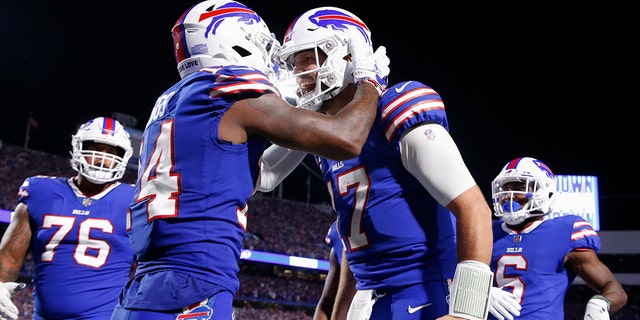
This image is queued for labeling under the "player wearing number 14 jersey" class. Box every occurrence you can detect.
[115,0,387,319]
[0,117,135,320]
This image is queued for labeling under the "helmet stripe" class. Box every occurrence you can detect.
[506,158,523,170]
[102,117,116,135]
[172,6,193,63]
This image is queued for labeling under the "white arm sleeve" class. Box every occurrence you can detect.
[255,144,307,192]
[399,123,476,206]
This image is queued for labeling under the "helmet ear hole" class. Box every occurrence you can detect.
[233,46,251,57]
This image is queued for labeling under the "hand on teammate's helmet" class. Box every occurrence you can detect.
[0,282,26,320]
[349,35,390,95]
[488,287,521,320]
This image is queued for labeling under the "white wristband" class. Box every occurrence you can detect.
[449,260,493,320]
[590,295,611,311]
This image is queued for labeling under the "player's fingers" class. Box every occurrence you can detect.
[489,305,505,320]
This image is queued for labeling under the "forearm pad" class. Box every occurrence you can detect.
[449,260,493,320]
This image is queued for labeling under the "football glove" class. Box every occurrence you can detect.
[347,289,378,320]
[349,35,390,95]
[488,287,521,320]
[0,282,26,320]
[584,295,610,320]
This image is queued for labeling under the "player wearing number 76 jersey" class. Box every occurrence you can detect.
[0,117,136,320]
[489,157,627,320]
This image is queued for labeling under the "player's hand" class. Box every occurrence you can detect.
[0,282,26,320]
[347,290,376,320]
[488,287,521,320]
[349,35,390,95]
[584,295,610,320]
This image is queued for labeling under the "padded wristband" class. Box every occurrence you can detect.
[591,294,611,311]
[449,260,493,320]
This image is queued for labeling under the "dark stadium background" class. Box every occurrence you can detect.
[1,2,639,319]
[2,1,638,230]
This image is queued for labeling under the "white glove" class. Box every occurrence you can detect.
[0,282,26,320]
[349,35,390,95]
[584,295,610,320]
[347,289,377,320]
[488,287,521,320]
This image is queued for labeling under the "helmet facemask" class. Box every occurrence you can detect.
[72,144,129,184]
[280,37,351,111]
[278,7,371,111]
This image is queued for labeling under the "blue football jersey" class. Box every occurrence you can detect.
[316,81,458,290]
[489,215,600,319]
[124,66,274,310]
[325,221,344,265]
[18,176,134,319]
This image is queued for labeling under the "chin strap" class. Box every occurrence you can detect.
[448,260,493,320]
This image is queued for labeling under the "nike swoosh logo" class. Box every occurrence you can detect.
[395,81,412,93]
[407,302,431,314]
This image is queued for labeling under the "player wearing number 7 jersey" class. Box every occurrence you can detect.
[0,117,136,320]
[257,7,503,319]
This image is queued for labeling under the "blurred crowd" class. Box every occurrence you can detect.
[1,142,638,319]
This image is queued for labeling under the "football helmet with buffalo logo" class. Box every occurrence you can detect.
[172,0,281,80]
[491,157,557,225]
[279,7,375,110]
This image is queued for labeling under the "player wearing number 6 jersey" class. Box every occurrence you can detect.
[0,117,136,320]
[488,157,627,320]
[114,0,388,319]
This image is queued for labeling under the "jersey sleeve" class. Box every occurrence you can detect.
[379,80,449,149]
[17,177,32,204]
[569,216,601,252]
[205,66,279,100]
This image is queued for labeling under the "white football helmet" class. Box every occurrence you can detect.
[172,0,281,80]
[70,117,133,184]
[279,7,373,110]
[491,157,557,225]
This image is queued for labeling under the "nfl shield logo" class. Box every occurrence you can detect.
[513,235,522,243]
[82,198,92,207]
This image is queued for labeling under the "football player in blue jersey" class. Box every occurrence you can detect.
[256,6,513,320]
[314,221,353,320]
[111,0,389,319]
[0,117,136,320]
[488,157,627,320]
